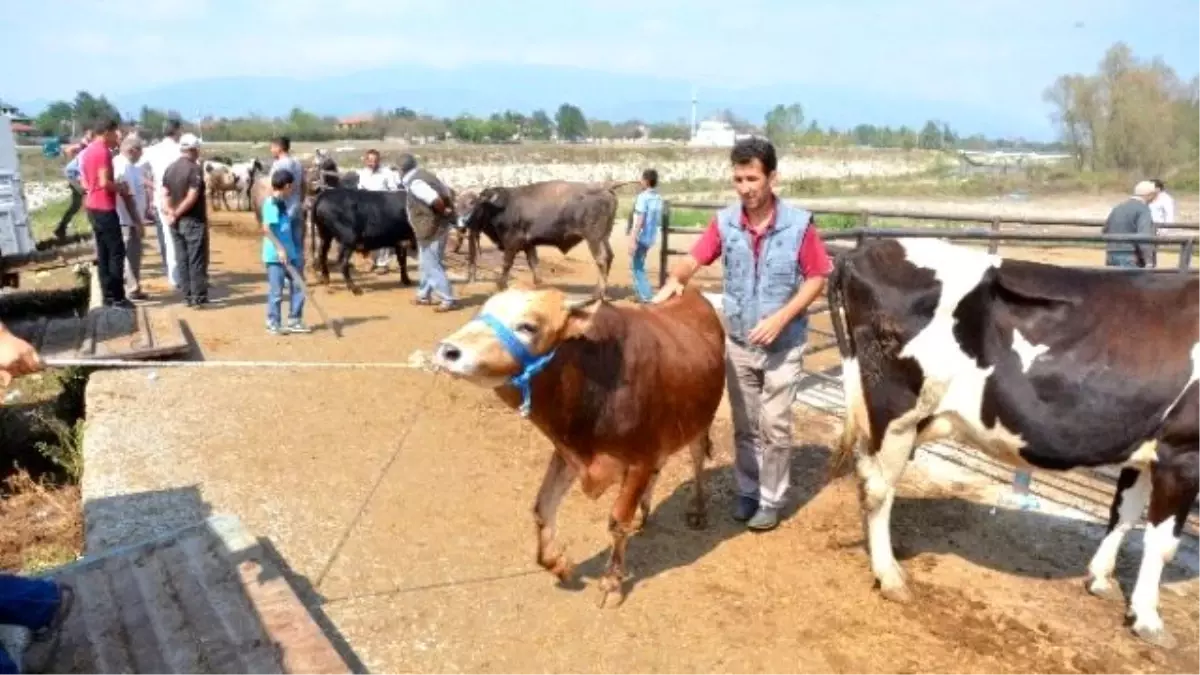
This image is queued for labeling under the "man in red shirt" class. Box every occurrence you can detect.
[80,118,133,310]
[655,137,832,531]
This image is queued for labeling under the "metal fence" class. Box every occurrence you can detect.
[656,200,1200,376]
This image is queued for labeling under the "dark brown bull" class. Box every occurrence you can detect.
[456,180,637,298]
[431,286,726,607]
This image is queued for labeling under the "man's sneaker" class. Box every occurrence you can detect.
[266,321,283,335]
[109,298,136,311]
[129,290,148,301]
[732,495,759,522]
[747,507,781,532]
[433,301,458,313]
[286,320,312,334]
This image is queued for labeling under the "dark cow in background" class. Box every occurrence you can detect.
[310,188,418,293]
[826,237,1198,648]
[457,180,636,298]
[431,286,726,607]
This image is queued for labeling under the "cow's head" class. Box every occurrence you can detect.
[432,286,600,390]
[458,186,507,245]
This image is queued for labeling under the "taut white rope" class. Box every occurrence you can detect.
[42,353,437,371]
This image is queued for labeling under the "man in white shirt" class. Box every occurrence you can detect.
[358,149,401,273]
[1149,179,1175,227]
[143,120,184,290]
[113,136,149,300]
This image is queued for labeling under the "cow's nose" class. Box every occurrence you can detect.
[436,342,462,363]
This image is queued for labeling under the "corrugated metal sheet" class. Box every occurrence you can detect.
[41,515,350,674]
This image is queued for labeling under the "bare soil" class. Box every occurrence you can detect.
[0,265,90,573]
[15,199,1200,672]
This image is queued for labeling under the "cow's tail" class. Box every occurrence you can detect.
[600,180,640,192]
[308,190,328,266]
[825,250,863,483]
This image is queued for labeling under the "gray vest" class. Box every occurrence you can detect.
[718,201,811,353]
[403,167,455,243]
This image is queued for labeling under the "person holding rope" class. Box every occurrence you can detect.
[654,137,832,532]
[260,170,310,335]
[0,322,75,674]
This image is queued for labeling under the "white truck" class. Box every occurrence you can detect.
[0,116,37,287]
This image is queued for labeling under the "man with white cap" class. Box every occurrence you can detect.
[161,133,211,306]
[144,119,184,290]
[1102,180,1158,269]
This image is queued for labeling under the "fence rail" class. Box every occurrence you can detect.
[657,201,1200,286]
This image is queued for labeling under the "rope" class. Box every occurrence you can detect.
[41,356,435,371]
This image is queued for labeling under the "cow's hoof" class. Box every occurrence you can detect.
[1132,617,1176,649]
[684,509,707,530]
[350,287,364,296]
[547,556,574,582]
[596,575,625,609]
[1085,575,1124,603]
[878,581,912,604]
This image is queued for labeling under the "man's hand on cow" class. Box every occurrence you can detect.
[747,313,788,347]
[0,325,45,389]
[652,278,685,303]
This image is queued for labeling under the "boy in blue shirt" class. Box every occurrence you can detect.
[628,168,664,303]
[260,170,310,335]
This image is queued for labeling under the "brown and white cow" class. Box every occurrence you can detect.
[826,237,1199,648]
[432,286,726,607]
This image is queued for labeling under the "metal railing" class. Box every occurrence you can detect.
[657,199,1199,372]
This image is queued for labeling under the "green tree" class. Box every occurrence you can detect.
[526,109,554,140]
[34,101,75,136]
[763,103,804,146]
[554,103,587,141]
[918,120,943,149]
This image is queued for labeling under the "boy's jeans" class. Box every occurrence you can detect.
[631,243,653,302]
[0,574,60,674]
[266,263,305,326]
[416,229,455,306]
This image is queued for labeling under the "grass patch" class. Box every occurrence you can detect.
[27,196,90,242]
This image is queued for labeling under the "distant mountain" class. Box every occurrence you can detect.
[14,63,1052,139]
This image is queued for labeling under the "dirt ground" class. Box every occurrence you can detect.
[70,199,1200,673]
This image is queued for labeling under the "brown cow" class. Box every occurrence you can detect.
[431,286,726,607]
[455,180,637,298]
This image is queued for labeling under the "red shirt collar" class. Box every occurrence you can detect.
[738,193,779,230]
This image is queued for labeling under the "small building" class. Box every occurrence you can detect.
[688,119,737,148]
[0,100,35,141]
[336,114,374,132]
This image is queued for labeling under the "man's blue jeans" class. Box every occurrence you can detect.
[631,243,653,302]
[0,574,60,674]
[1106,251,1142,268]
[416,230,455,307]
[266,263,305,326]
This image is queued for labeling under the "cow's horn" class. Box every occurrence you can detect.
[565,293,600,310]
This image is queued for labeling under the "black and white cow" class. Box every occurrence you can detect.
[826,237,1198,648]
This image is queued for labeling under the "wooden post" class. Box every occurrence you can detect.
[1178,238,1195,273]
[860,210,870,229]
[658,203,671,288]
[987,217,1001,254]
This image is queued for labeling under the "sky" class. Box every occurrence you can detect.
[2,0,1197,137]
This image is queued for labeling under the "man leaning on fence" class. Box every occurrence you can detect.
[654,137,833,532]
[1102,180,1158,269]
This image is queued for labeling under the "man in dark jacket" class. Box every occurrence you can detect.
[398,154,459,311]
[1103,180,1158,268]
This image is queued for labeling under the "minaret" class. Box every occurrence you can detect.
[690,86,698,137]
